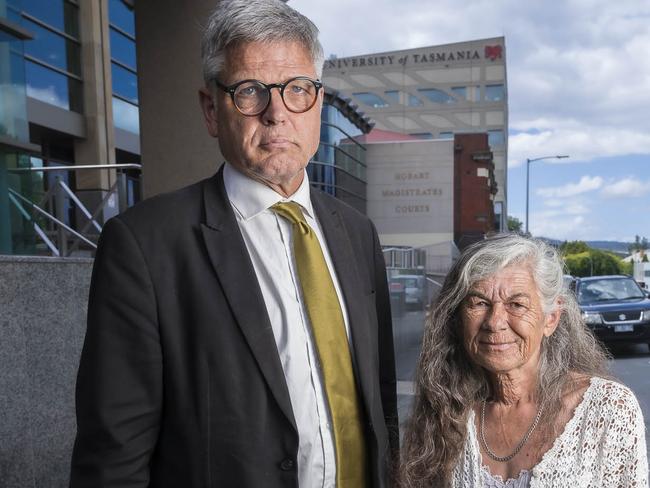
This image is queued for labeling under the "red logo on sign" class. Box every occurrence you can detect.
[485,45,502,61]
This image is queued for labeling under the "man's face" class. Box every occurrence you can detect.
[200,41,323,196]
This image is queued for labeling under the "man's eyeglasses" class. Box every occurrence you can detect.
[214,76,323,116]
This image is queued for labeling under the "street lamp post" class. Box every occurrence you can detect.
[525,155,570,235]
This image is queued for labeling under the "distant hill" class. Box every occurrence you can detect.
[585,241,631,255]
[539,238,631,256]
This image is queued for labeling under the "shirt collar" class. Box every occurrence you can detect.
[223,162,314,221]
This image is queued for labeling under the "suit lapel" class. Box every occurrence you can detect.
[311,192,376,418]
[200,169,296,431]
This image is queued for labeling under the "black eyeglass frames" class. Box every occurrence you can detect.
[213,76,323,116]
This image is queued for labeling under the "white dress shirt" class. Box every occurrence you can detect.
[223,163,352,488]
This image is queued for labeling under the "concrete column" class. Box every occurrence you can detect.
[135,0,223,198]
[73,0,117,222]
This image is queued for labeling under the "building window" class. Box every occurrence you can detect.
[22,18,81,75]
[111,63,138,104]
[353,92,389,108]
[25,60,83,111]
[112,96,140,134]
[417,88,454,104]
[438,132,453,139]
[485,84,504,102]
[22,0,80,38]
[488,129,504,146]
[109,29,136,70]
[21,0,83,112]
[109,0,139,134]
[494,201,503,231]
[409,132,433,139]
[384,90,423,107]
[451,86,466,100]
[109,0,135,37]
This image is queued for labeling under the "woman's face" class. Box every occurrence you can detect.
[459,265,560,375]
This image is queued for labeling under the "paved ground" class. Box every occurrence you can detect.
[608,343,650,460]
[392,306,650,462]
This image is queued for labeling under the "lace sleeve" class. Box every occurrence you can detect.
[599,382,648,487]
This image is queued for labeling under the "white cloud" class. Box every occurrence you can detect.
[601,178,650,198]
[508,125,650,167]
[531,213,595,241]
[291,0,650,168]
[537,176,603,198]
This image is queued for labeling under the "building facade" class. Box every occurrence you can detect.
[363,131,495,273]
[0,0,140,255]
[1,0,375,256]
[322,37,508,231]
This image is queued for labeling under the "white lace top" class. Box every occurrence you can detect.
[481,465,531,487]
[452,377,649,487]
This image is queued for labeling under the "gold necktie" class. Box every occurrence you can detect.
[272,201,367,488]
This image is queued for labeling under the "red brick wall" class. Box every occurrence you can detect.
[454,133,497,249]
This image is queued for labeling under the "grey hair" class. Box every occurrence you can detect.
[400,234,611,487]
[201,0,325,84]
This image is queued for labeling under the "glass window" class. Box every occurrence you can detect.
[485,84,504,101]
[417,88,454,104]
[22,18,81,75]
[438,132,453,139]
[5,2,23,24]
[111,62,138,104]
[25,60,82,111]
[384,90,423,107]
[384,90,399,104]
[109,27,136,70]
[488,129,504,146]
[22,0,79,38]
[0,48,29,141]
[109,0,135,37]
[451,86,466,100]
[494,201,503,231]
[407,94,423,106]
[112,96,140,134]
[353,92,388,108]
[409,132,433,140]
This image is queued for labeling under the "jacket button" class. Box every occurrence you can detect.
[280,459,295,471]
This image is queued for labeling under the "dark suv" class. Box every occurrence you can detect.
[574,275,650,350]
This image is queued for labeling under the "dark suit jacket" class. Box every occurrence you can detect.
[70,168,398,487]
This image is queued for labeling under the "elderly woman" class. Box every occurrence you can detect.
[401,235,648,487]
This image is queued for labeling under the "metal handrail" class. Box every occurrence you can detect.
[6,162,140,257]
[8,188,97,249]
[8,163,142,172]
[9,192,61,255]
[321,122,367,151]
[57,179,102,232]
[310,160,366,185]
[317,141,367,169]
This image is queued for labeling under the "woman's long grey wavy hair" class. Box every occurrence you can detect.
[400,234,610,487]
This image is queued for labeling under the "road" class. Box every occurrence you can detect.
[392,308,650,460]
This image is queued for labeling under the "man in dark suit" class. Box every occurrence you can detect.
[70,1,397,486]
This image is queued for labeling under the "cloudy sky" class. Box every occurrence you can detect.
[290,0,650,242]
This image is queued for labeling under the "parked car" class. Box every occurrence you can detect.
[563,274,575,289]
[388,279,406,317]
[390,274,427,309]
[575,275,650,350]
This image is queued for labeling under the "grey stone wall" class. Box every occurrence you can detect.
[0,256,93,488]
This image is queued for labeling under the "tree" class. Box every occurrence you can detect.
[564,249,628,277]
[628,235,649,255]
[507,216,523,233]
[560,240,590,256]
